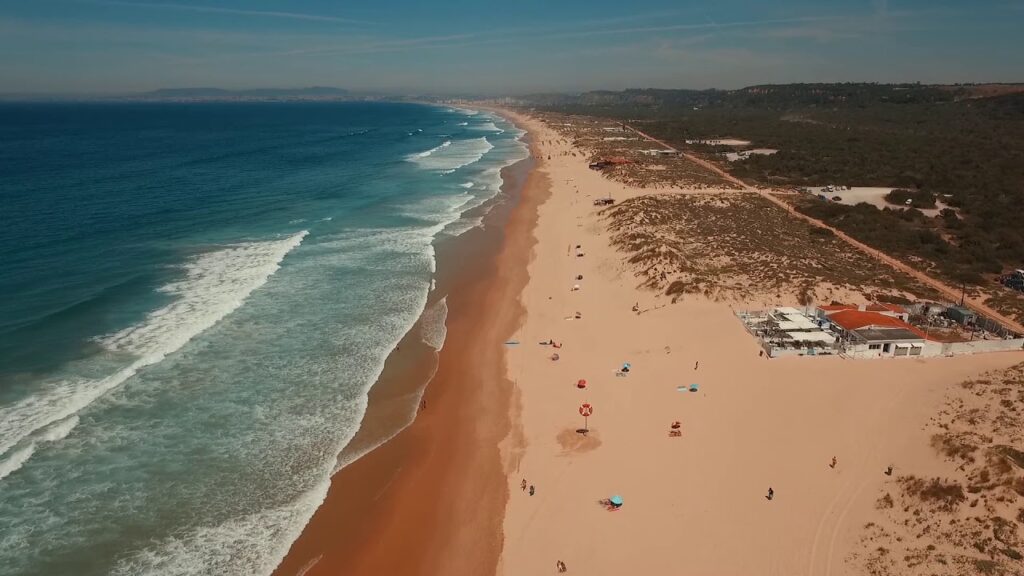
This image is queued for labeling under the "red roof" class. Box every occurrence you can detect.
[866,303,908,314]
[828,310,926,337]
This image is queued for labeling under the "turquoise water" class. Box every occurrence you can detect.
[0,102,527,575]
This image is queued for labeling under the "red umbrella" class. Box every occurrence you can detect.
[576,379,587,388]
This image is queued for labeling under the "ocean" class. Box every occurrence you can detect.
[0,101,527,575]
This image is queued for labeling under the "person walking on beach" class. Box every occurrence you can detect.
[694,360,699,371]
[830,456,837,469]
[766,487,774,501]
[556,560,567,573]
[529,485,535,496]
[521,479,527,492]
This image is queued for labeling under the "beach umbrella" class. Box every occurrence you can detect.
[689,384,699,392]
[609,495,623,506]
[576,379,587,388]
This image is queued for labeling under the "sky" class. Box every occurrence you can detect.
[0,0,1021,94]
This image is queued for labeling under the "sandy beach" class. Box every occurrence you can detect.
[273,121,544,576]
[274,107,1024,576]
[496,110,1024,575]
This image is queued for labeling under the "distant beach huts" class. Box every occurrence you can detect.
[588,157,632,171]
[639,149,677,157]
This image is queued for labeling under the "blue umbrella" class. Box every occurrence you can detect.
[609,495,623,506]
[689,384,699,392]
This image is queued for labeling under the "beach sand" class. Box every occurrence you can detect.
[273,127,545,576]
[496,110,1024,576]
[276,108,1023,576]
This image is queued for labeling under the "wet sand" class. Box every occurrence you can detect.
[273,119,546,576]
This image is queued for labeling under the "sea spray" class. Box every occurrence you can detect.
[0,232,309,462]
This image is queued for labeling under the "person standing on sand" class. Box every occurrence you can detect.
[767,487,774,501]
[694,361,699,371]
[830,456,837,469]
[529,485,535,496]
[556,560,567,573]
[521,479,527,491]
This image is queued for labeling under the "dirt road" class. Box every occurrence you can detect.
[625,124,1024,334]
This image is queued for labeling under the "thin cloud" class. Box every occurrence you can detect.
[272,14,844,58]
[538,15,842,40]
[84,0,371,25]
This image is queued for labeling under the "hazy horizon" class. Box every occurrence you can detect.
[1,0,1022,95]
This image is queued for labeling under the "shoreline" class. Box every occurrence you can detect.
[273,109,545,576]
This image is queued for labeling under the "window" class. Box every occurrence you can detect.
[868,344,882,350]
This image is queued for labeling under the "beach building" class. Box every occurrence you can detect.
[815,302,909,322]
[740,303,1024,359]
[824,309,926,358]
[736,306,840,357]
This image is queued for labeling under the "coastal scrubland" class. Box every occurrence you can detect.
[601,191,940,305]
[523,83,1024,320]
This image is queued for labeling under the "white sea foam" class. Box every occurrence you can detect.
[472,121,503,134]
[0,445,34,481]
[0,232,309,463]
[419,296,448,351]
[456,121,468,126]
[406,137,493,173]
[0,415,79,483]
[39,415,79,443]
[112,475,333,576]
[410,140,450,159]
[460,182,474,189]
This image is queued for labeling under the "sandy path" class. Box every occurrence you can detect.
[624,124,1024,334]
[496,112,1024,576]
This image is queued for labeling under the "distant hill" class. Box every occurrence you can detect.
[141,87,351,101]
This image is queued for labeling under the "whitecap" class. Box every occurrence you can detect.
[410,140,450,159]
[0,444,34,481]
[111,476,333,576]
[471,121,503,134]
[406,137,494,173]
[0,232,309,462]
